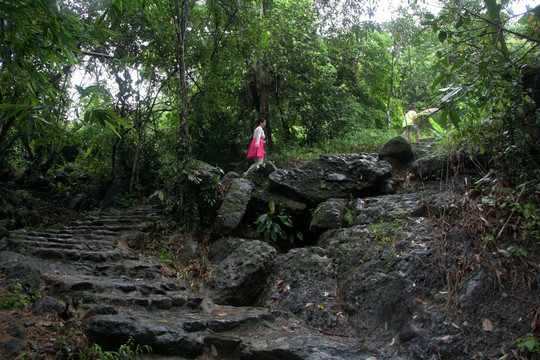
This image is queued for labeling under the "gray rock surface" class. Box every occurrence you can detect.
[212,178,255,236]
[208,240,277,306]
[268,153,392,205]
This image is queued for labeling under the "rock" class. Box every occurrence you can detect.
[2,264,42,295]
[268,153,392,205]
[353,192,425,225]
[0,225,9,239]
[179,240,199,263]
[263,160,278,176]
[83,315,203,357]
[310,198,349,231]
[209,240,277,306]
[6,325,24,338]
[126,231,148,249]
[2,338,26,355]
[208,237,243,264]
[380,178,397,195]
[258,247,347,331]
[459,269,490,310]
[192,160,223,185]
[33,296,65,315]
[212,178,255,237]
[411,154,447,180]
[379,136,415,163]
[72,291,96,305]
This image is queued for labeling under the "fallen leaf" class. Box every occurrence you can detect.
[211,344,218,356]
[414,297,426,305]
[81,313,96,320]
[277,280,284,286]
[38,321,54,327]
[217,313,228,317]
[159,314,167,318]
[516,296,528,302]
[283,285,290,293]
[427,305,437,311]
[441,335,451,341]
[336,312,344,317]
[157,319,168,323]
[305,302,315,308]
[318,303,325,310]
[366,356,377,360]
[482,318,494,332]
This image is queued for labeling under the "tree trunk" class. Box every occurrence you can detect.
[169,0,191,162]
[255,0,272,152]
[387,49,396,130]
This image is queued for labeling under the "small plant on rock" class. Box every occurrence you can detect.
[83,337,152,360]
[255,201,303,243]
[0,280,39,310]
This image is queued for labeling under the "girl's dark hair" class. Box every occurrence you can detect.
[258,118,266,125]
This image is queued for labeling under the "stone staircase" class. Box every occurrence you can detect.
[0,207,400,359]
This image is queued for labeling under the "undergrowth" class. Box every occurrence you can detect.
[268,128,399,168]
[429,139,540,358]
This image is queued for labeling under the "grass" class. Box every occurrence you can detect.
[268,128,400,168]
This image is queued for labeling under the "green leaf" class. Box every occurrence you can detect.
[449,110,461,128]
[431,73,446,90]
[269,201,275,215]
[429,118,444,134]
[438,31,447,43]
[440,109,448,128]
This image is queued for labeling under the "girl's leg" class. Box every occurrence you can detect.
[244,156,263,176]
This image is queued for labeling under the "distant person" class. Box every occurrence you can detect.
[244,118,266,177]
[403,105,420,142]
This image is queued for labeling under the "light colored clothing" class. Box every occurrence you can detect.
[246,125,265,160]
[403,110,418,127]
[253,126,265,146]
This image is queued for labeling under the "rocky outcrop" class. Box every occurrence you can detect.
[208,240,277,306]
[378,136,416,163]
[212,177,255,236]
[268,153,392,205]
[0,207,398,359]
[2,137,536,360]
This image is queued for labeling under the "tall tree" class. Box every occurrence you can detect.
[169,0,191,162]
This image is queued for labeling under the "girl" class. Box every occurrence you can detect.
[244,118,266,176]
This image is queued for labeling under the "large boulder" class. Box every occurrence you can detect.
[212,178,256,237]
[268,153,392,205]
[309,198,349,231]
[411,154,447,180]
[258,247,347,332]
[208,240,277,306]
[378,136,415,163]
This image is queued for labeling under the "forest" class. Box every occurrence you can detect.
[1,0,539,243]
[0,0,539,358]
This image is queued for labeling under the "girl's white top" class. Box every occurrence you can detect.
[253,126,265,146]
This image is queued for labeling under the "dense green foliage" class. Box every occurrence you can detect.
[0,0,539,233]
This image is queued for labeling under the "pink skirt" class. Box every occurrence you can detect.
[247,138,264,159]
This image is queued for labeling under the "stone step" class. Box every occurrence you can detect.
[9,232,118,244]
[82,303,394,359]
[7,238,116,252]
[10,246,138,262]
